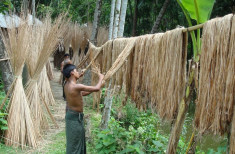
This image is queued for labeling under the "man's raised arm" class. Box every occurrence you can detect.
[76,73,104,93]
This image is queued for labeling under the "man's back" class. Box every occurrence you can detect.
[64,81,84,112]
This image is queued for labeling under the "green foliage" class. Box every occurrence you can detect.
[0,75,8,132]
[176,0,215,60]
[0,112,8,131]
[180,0,215,23]
[0,0,13,14]
[92,101,189,153]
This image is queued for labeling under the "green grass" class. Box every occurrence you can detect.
[43,131,66,154]
[0,143,25,154]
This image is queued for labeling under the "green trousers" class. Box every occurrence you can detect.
[66,109,86,154]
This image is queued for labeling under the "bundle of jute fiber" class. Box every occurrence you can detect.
[194,14,234,135]
[130,34,155,110]
[71,24,83,66]
[110,38,132,91]
[34,15,69,107]
[38,66,55,106]
[151,28,187,120]
[25,14,68,135]
[78,32,89,63]
[228,15,235,154]
[63,26,73,53]
[76,26,107,69]
[0,22,37,148]
[102,38,136,82]
[147,33,164,110]
[25,25,46,136]
[46,60,54,80]
[89,39,137,109]
[97,27,109,47]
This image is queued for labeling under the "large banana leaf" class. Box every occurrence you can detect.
[180,0,215,23]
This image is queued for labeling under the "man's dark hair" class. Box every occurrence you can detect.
[64,53,70,57]
[63,64,76,78]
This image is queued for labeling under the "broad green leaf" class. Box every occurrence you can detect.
[180,0,215,23]
[95,144,103,149]
[0,126,8,130]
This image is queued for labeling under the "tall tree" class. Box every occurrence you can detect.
[0,35,13,94]
[101,0,128,130]
[100,82,113,130]
[112,0,121,39]
[117,0,128,37]
[132,0,138,36]
[90,0,103,45]
[32,0,35,23]
[23,0,28,16]
[151,0,171,33]
[108,0,116,40]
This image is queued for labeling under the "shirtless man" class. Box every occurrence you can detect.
[62,64,104,154]
[61,53,72,100]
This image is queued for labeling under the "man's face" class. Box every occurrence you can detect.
[71,69,80,79]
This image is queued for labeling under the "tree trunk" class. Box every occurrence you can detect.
[167,99,189,154]
[23,0,28,16]
[87,0,90,23]
[0,35,13,94]
[117,0,128,37]
[108,0,116,40]
[100,82,113,130]
[128,0,133,24]
[32,0,35,24]
[112,0,121,39]
[151,0,170,34]
[132,0,138,36]
[90,0,103,45]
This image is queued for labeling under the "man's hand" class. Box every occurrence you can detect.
[78,69,85,78]
[98,73,104,80]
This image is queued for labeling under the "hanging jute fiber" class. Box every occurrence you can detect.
[97,27,108,47]
[46,60,54,81]
[71,24,83,66]
[130,34,155,111]
[228,15,235,154]
[150,28,187,120]
[195,14,234,135]
[0,21,37,148]
[87,27,187,117]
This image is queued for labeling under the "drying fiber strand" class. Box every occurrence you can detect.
[195,14,234,135]
[1,21,37,148]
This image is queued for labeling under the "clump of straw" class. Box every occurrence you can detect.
[46,61,54,80]
[71,23,83,66]
[97,27,108,47]
[1,21,37,148]
[195,14,234,135]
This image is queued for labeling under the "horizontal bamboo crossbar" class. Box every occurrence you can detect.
[183,23,204,32]
[0,58,10,62]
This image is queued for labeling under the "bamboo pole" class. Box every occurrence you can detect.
[0,58,10,62]
[182,23,204,33]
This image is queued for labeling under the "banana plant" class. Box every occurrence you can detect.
[176,0,215,61]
